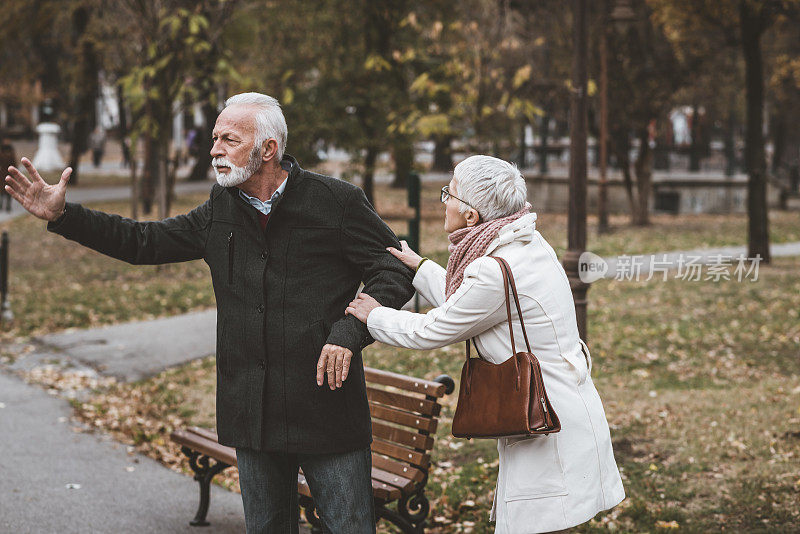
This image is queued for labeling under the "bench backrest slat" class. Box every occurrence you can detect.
[372,420,434,451]
[371,465,416,491]
[366,386,440,417]
[371,439,430,469]
[370,454,426,483]
[368,403,439,433]
[364,367,447,397]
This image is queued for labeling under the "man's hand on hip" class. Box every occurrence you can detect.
[316,344,352,390]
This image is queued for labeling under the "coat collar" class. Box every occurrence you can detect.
[224,153,304,201]
[224,154,304,240]
[484,212,538,256]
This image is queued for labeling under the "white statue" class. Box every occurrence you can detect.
[33,123,66,172]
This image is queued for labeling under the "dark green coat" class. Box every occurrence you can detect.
[48,155,415,453]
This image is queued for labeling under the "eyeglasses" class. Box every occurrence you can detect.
[440,185,480,214]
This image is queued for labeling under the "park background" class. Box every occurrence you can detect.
[1,0,799,532]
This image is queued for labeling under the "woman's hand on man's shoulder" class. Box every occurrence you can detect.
[387,240,423,270]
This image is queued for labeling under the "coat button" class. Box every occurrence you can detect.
[256,304,264,313]
[261,250,269,260]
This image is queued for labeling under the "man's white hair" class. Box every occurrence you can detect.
[454,155,527,221]
[224,92,288,160]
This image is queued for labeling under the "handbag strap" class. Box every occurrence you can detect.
[490,256,532,354]
[466,338,479,359]
[462,256,530,393]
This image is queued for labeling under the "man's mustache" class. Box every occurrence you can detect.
[212,157,236,168]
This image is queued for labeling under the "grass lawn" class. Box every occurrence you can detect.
[39,255,799,533]
[0,192,216,340]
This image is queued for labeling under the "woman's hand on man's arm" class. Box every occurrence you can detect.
[345,293,382,323]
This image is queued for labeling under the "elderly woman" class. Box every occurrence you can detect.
[346,155,625,533]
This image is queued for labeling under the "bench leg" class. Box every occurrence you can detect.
[182,446,232,527]
[298,494,324,533]
[376,490,430,534]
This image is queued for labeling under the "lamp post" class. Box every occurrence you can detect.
[563,0,590,340]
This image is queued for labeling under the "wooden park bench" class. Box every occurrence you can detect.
[171,367,455,533]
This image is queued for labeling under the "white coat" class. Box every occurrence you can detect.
[367,213,625,533]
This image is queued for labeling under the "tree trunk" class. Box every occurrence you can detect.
[141,132,157,215]
[362,146,377,206]
[740,3,770,263]
[431,135,452,172]
[633,128,653,226]
[129,138,138,220]
[517,120,527,168]
[117,84,131,168]
[689,102,701,172]
[432,135,453,172]
[598,31,609,234]
[724,94,737,177]
[391,138,413,189]
[770,111,785,175]
[158,138,168,221]
[539,114,549,176]
[166,151,178,216]
[188,102,217,181]
[67,99,93,185]
[612,129,636,225]
[67,7,99,186]
[158,109,176,218]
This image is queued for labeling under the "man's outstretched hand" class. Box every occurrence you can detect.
[4,157,71,222]
[316,344,353,390]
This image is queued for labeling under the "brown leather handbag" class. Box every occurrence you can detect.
[451,256,560,439]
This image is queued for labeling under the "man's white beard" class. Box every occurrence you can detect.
[213,145,262,187]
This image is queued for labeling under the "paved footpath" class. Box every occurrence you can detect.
[38,309,217,382]
[0,370,248,534]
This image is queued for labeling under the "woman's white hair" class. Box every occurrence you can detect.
[224,92,288,160]
[454,155,527,221]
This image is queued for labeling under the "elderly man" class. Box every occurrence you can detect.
[4,92,414,533]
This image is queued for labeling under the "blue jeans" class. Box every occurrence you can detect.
[236,446,376,534]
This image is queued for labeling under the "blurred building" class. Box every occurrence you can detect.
[0,80,46,136]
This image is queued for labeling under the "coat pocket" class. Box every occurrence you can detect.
[579,339,593,376]
[502,434,568,501]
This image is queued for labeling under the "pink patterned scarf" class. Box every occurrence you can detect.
[445,203,531,298]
